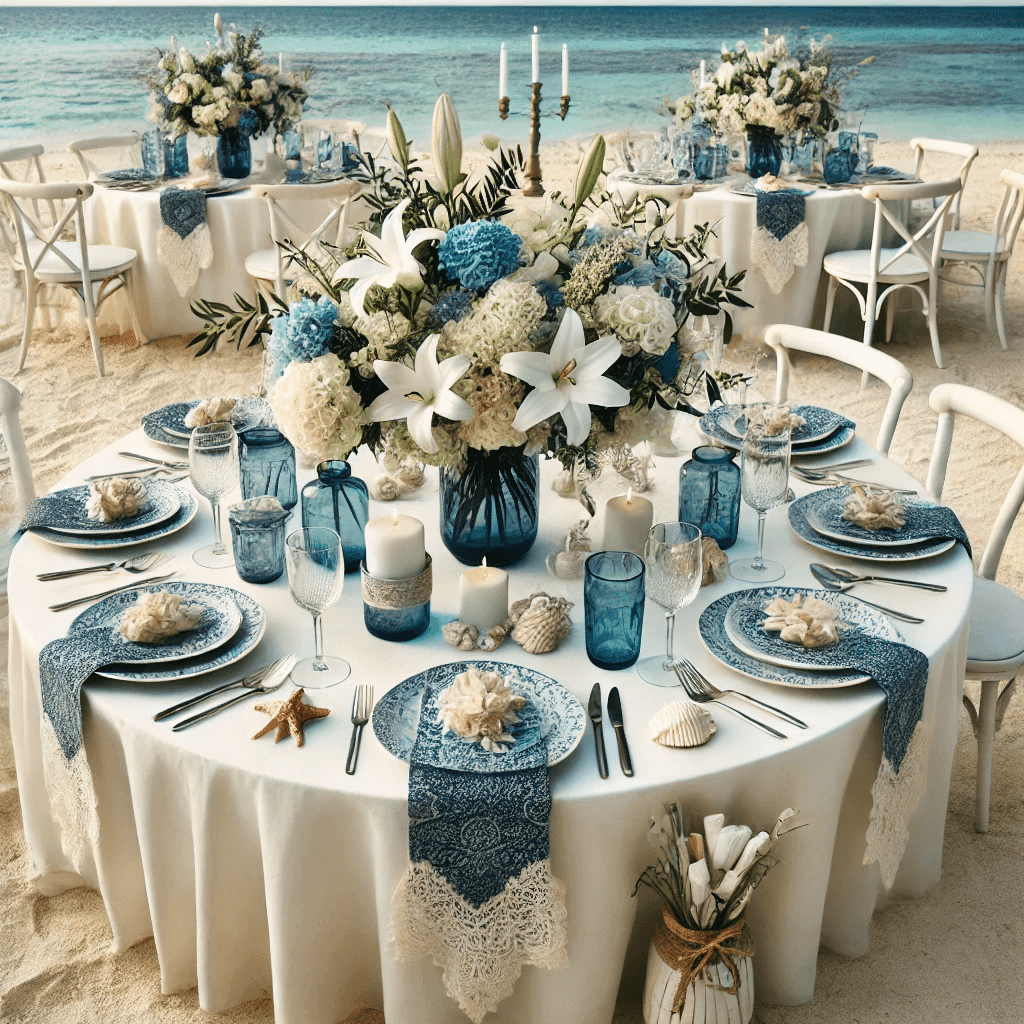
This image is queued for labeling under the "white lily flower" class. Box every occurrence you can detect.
[365,334,472,454]
[703,813,725,864]
[499,308,630,447]
[713,832,770,901]
[332,198,446,320]
[687,858,711,920]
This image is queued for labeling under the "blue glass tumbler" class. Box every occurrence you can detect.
[228,506,290,583]
[165,134,189,178]
[823,146,853,184]
[141,130,165,177]
[678,445,741,550]
[584,551,646,670]
[301,460,368,573]
[239,428,298,511]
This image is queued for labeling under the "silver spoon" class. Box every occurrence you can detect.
[816,564,947,592]
[809,564,924,623]
[791,467,917,494]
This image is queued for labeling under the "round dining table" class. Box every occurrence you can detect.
[8,420,971,1024]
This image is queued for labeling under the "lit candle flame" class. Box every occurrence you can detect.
[391,511,399,527]
[481,556,489,580]
[626,486,634,509]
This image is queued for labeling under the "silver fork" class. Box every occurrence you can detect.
[672,660,787,739]
[172,657,297,731]
[346,685,374,775]
[37,552,169,581]
[791,466,917,494]
[675,656,808,729]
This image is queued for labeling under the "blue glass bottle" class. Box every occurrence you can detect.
[301,461,368,573]
[239,429,297,510]
[678,445,741,550]
[216,126,252,179]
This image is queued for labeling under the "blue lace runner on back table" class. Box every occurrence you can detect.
[157,187,213,297]
[750,188,812,295]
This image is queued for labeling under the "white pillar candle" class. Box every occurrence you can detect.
[459,558,509,636]
[532,27,540,84]
[700,59,706,88]
[604,488,654,556]
[562,44,569,96]
[364,511,426,580]
[278,52,284,73]
[500,42,508,99]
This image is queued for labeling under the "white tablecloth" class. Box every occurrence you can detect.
[8,424,971,1023]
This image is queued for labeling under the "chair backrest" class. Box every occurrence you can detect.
[250,180,364,295]
[990,169,1024,262]
[0,143,55,234]
[910,137,978,229]
[765,323,913,456]
[66,133,140,178]
[926,383,1024,580]
[0,377,36,512]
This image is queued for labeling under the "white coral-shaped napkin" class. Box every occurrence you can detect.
[119,591,204,643]
[763,593,845,649]
[436,666,527,753]
[184,396,236,429]
[86,477,149,522]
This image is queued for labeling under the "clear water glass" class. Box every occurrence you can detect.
[286,527,350,688]
[730,410,792,583]
[189,423,239,569]
[636,521,703,687]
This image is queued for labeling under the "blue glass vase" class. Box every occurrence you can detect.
[746,125,783,179]
[216,126,252,179]
[165,134,189,178]
[439,446,540,567]
[678,445,741,550]
[239,428,298,511]
[584,551,646,670]
[301,461,368,573]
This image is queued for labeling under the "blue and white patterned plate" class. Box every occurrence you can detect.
[699,586,901,688]
[789,490,956,562]
[699,405,856,456]
[716,404,850,446]
[146,397,266,440]
[95,168,156,184]
[804,488,942,548]
[29,487,198,550]
[74,585,266,682]
[372,660,587,767]
[67,581,243,665]
[29,479,180,536]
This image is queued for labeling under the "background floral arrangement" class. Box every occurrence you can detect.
[668,31,874,139]
[190,94,749,479]
[145,14,309,139]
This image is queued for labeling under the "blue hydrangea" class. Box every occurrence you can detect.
[437,220,522,292]
[267,295,338,379]
[534,280,564,312]
[425,287,476,329]
[614,261,657,288]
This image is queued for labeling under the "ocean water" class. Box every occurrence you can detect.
[1,5,1022,148]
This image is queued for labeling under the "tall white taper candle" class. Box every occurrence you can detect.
[531,27,540,84]
[562,44,569,95]
[500,42,508,98]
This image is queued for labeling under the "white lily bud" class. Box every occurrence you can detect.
[711,824,752,872]
[703,814,725,864]
[573,134,606,212]
[214,12,223,36]
[387,108,410,170]
[431,93,463,195]
[688,859,710,918]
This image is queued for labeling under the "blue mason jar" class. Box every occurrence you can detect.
[746,125,783,179]
[239,429,297,510]
[678,445,741,550]
[228,505,290,583]
[216,126,252,179]
[301,461,368,573]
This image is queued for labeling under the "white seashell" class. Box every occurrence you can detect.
[648,701,716,748]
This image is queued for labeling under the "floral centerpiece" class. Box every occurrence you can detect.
[145,14,309,176]
[667,31,873,177]
[190,94,749,564]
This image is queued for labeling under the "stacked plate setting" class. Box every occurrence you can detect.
[699,403,856,457]
[142,397,271,449]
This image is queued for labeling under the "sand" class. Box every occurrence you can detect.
[1,139,1023,1024]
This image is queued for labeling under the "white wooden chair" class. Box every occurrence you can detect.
[822,177,962,368]
[0,377,35,513]
[765,324,913,456]
[66,134,141,179]
[910,137,979,232]
[0,144,56,248]
[938,169,1024,352]
[246,180,363,298]
[0,180,148,377]
[926,382,1024,833]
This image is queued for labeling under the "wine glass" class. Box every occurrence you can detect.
[730,407,792,583]
[285,527,350,688]
[636,521,703,687]
[189,422,239,569]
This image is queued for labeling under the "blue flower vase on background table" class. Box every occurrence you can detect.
[678,445,741,550]
[584,551,646,669]
[239,428,297,511]
[301,460,368,573]
[216,126,252,179]
[746,126,783,179]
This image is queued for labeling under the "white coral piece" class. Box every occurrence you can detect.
[436,666,527,753]
[119,591,204,643]
[762,593,844,648]
[184,396,236,428]
[86,477,149,523]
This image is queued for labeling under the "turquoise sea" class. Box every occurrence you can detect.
[1,5,1022,147]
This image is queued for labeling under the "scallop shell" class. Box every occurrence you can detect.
[649,701,717,748]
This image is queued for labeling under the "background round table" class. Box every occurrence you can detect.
[8,422,971,1024]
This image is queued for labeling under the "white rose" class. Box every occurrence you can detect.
[166,81,189,105]
[179,48,195,73]
[250,78,271,102]
[222,69,243,92]
[193,103,219,128]
[592,285,677,356]
[716,61,736,90]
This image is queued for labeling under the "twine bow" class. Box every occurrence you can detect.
[653,905,755,1010]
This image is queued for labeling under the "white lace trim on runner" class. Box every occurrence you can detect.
[40,715,99,874]
[390,857,569,1023]
[750,222,809,295]
[157,222,213,297]
[863,718,929,891]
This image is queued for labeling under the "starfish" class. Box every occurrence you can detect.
[252,688,330,747]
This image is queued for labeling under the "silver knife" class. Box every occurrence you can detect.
[606,687,633,777]
[118,452,189,469]
[48,571,176,612]
[153,655,297,721]
[171,656,297,731]
[588,683,609,779]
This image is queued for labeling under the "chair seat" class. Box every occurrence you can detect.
[965,576,1024,679]
[245,248,299,282]
[940,230,1007,261]
[823,247,931,282]
[18,240,138,283]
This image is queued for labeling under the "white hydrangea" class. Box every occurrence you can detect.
[592,285,678,357]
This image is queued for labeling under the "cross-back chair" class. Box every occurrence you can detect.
[66,133,141,179]
[822,176,962,368]
[0,179,148,377]
[765,324,913,456]
[926,382,1024,833]
[0,144,57,249]
[910,137,979,231]
[246,179,364,298]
